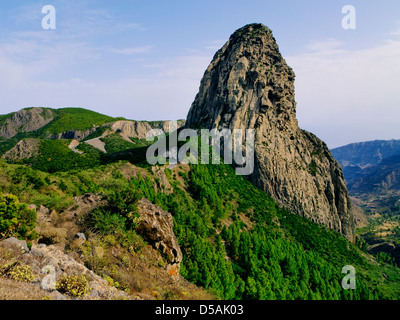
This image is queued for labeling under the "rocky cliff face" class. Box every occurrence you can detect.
[50,129,96,141]
[0,108,54,139]
[110,120,185,140]
[186,23,354,240]
[2,138,40,161]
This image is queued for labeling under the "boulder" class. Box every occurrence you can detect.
[136,199,182,271]
[0,237,29,254]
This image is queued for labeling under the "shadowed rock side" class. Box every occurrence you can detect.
[186,23,354,240]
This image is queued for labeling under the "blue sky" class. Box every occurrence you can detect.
[0,0,399,148]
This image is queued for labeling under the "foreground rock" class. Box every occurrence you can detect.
[137,198,182,274]
[186,23,354,240]
[0,237,133,300]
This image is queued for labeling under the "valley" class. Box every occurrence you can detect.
[332,140,400,267]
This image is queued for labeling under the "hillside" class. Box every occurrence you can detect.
[0,154,400,300]
[0,121,400,300]
[331,139,400,217]
[0,107,185,169]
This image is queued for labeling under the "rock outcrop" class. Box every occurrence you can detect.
[50,128,97,141]
[0,238,132,300]
[2,138,40,161]
[110,120,185,140]
[136,199,182,272]
[186,23,355,240]
[0,108,54,139]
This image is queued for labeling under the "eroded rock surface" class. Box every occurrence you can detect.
[0,108,54,139]
[136,199,182,271]
[186,23,354,240]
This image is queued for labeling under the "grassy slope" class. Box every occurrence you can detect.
[42,108,124,134]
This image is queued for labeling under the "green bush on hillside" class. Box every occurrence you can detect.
[0,192,37,241]
[101,133,136,154]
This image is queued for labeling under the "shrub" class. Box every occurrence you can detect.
[0,192,37,240]
[56,274,90,297]
[101,133,135,154]
[106,188,141,229]
[0,261,34,283]
[308,160,318,176]
[82,236,108,273]
[90,209,127,235]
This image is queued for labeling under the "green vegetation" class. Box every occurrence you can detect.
[0,260,34,283]
[86,188,141,235]
[0,112,15,126]
[101,133,136,154]
[0,192,37,241]
[40,108,123,135]
[153,163,396,300]
[0,128,399,299]
[56,274,90,297]
[24,139,102,173]
[0,108,124,156]
[308,160,318,176]
[81,126,108,142]
[129,136,153,148]
[0,135,23,156]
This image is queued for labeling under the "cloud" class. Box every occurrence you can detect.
[0,51,212,121]
[286,36,400,148]
[110,46,154,55]
[305,39,346,54]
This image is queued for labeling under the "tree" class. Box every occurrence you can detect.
[0,192,37,240]
[245,276,258,299]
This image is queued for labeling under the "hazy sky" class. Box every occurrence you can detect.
[0,0,399,148]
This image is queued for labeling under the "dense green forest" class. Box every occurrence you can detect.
[126,163,398,299]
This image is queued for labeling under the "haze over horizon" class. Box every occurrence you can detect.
[0,0,399,149]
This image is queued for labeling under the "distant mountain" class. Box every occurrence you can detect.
[350,154,400,193]
[331,140,400,185]
[331,140,400,216]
